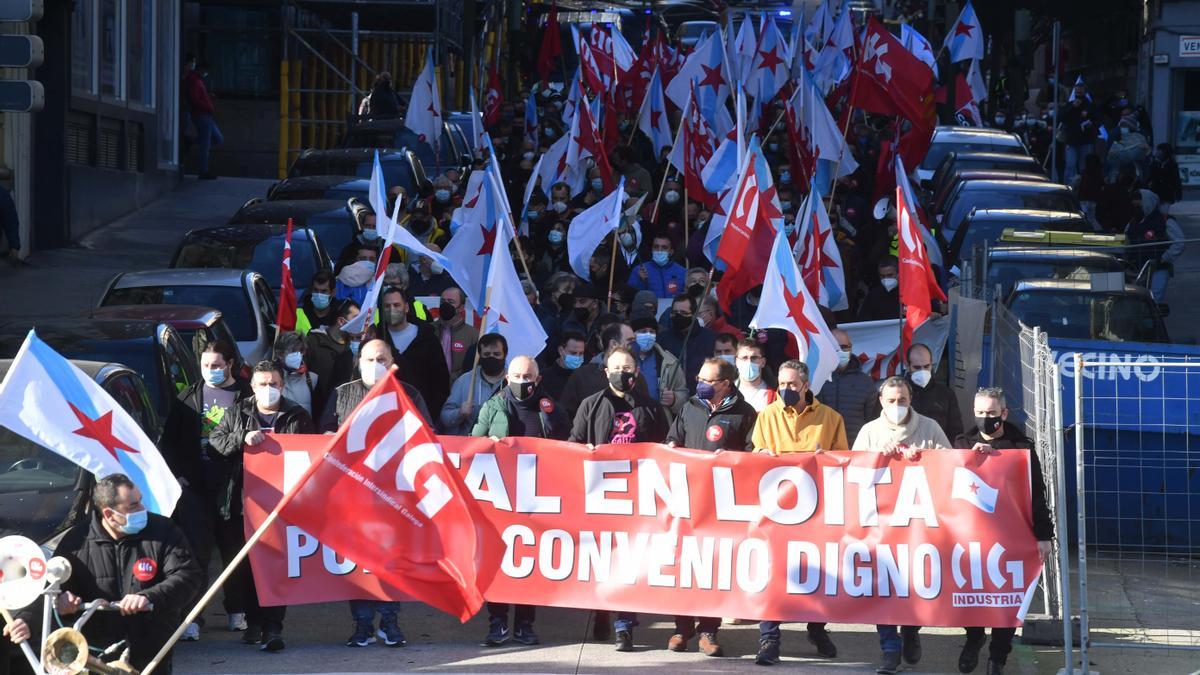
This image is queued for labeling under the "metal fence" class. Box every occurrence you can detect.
[1068,355,1200,671]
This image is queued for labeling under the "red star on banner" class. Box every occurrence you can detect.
[782,279,821,347]
[698,64,724,92]
[650,108,663,130]
[756,46,785,76]
[69,403,138,462]
[969,482,981,494]
[476,224,498,256]
[954,21,975,38]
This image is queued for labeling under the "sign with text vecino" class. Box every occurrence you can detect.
[244,436,1042,627]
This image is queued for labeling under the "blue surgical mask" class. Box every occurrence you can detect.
[563,353,584,370]
[311,292,331,310]
[664,190,681,204]
[544,127,556,138]
[768,143,779,152]
[591,178,604,191]
[652,250,670,266]
[283,351,303,371]
[527,209,541,220]
[780,200,792,212]
[783,221,796,236]
[349,341,361,356]
[435,189,451,203]
[548,230,565,244]
[362,228,379,242]
[780,171,791,183]
[114,508,148,535]
[203,368,227,387]
[635,332,656,352]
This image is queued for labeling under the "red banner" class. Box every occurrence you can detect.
[245,437,1042,627]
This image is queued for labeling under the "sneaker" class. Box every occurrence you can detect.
[614,629,633,652]
[877,651,902,674]
[698,632,723,657]
[377,623,406,648]
[181,622,201,642]
[667,633,690,652]
[346,622,376,648]
[513,622,539,646]
[483,617,510,647]
[807,627,837,658]
[901,626,922,665]
[959,635,986,672]
[260,633,285,652]
[241,625,262,645]
[754,638,780,666]
[228,612,248,632]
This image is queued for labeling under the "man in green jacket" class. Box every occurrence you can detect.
[470,355,568,647]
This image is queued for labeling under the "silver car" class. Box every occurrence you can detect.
[97,268,277,364]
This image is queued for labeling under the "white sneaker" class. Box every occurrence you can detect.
[228,612,248,631]
[182,622,201,641]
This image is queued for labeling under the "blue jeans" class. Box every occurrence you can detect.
[760,621,826,642]
[1064,144,1088,183]
[613,612,638,632]
[877,625,918,652]
[1150,268,1170,302]
[350,600,399,625]
[193,113,223,173]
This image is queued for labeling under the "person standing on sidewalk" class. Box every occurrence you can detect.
[183,59,222,179]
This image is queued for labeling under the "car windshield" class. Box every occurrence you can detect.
[986,260,1115,296]
[954,218,1090,262]
[0,428,80,496]
[305,217,355,264]
[103,285,257,342]
[1008,291,1167,342]
[945,189,1079,234]
[173,235,321,291]
[921,140,1021,170]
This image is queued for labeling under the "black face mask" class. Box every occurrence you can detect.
[976,415,1003,435]
[438,301,458,322]
[687,283,705,298]
[671,314,692,334]
[510,380,536,400]
[480,357,505,377]
[608,371,636,393]
[574,305,593,323]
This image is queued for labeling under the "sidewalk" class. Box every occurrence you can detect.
[0,176,274,319]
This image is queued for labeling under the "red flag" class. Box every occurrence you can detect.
[953,72,982,127]
[850,17,936,168]
[275,218,297,333]
[536,4,562,86]
[570,94,614,192]
[894,155,946,357]
[277,370,499,621]
[482,66,503,128]
[715,141,783,312]
[680,85,718,208]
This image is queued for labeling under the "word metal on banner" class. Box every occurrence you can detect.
[244,437,1042,627]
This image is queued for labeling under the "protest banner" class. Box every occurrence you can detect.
[244,436,1042,627]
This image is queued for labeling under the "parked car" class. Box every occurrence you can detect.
[287,147,431,200]
[97,268,277,364]
[169,223,333,298]
[0,318,198,426]
[971,246,1127,299]
[926,151,1045,196]
[340,120,468,177]
[927,169,1048,216]
[1006,279,1170,343]
[937,179,1082,236]
[917,127,1030,184]
[0,359,159,543]
[89,304,249,380]
[267,175,371,202]
[229,197,361,265]
[943,209,1093,265]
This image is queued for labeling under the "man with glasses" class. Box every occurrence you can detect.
[750,360,848,665]
[663,357,757,658]
[734,338,774,411]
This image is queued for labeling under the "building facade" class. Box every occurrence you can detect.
[1142,0,1200,191]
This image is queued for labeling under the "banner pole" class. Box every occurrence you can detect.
[648,169,670,225]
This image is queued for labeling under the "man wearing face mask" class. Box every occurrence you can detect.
[273,331,320,417]
[868,343,963,441]
[664,357,756,657]
[378,287,451,412]
[570,346,669,650]
[857,256,901,321]
[210,360,316,651]
[852,376,949,675]
[335,244,379,306]
[734,339,774,411]
[434,286,479,382]
[160,340,249,641]
[749,360,846,664]
[5,475,202,674]
[561,283,604,337]
[819,328,875,443]
[952,387,1053,675]
[629,235,687,298]
[559,321,636,416]
[470,355,568,646]
[295,270,338,336]
[631,316,689,420]
[441,333,509,435]
[540,330,586,400]
[305,299,359,401]
[408,250,453,297]
[655,294,717,389]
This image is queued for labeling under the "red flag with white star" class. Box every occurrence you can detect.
[275,218,298,333]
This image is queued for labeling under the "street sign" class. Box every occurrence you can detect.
[0,0,41,22]
[0,35,41,67]
[0,80,43,112]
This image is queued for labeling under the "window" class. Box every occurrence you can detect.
[126,0,153,106]
[99,0,119,98]
[71,0,95,93]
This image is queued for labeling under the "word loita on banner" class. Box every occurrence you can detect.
[245,435,1042,627]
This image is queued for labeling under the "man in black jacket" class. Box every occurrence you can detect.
[210,360,315,652]
[559,322,636,417]
[569,346,669,652]
[664,357,757,658]
[953,387,1053,675]
[5,474,202,674]
[378,287,451,413]
[867,343,964,442]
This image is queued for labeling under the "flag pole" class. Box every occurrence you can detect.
[683,184,690,268]
[826,64,860,208]
[463,285,494,415]
[648,169,671,224]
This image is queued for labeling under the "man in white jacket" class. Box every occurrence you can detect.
[851,376,949,675]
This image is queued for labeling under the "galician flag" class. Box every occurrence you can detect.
[0,331,182,515]
[952,467,999,513]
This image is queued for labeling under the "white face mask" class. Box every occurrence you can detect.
[883,404,908,425]
[360,360,388,386]
[880,277,899,292]
[256,385,281,407]
[910,369,932,388]
[837,350,852,368]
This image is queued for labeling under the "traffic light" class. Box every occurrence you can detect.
[0,0,43,112]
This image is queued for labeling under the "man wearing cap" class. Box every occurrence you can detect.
[630,316,688,419]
